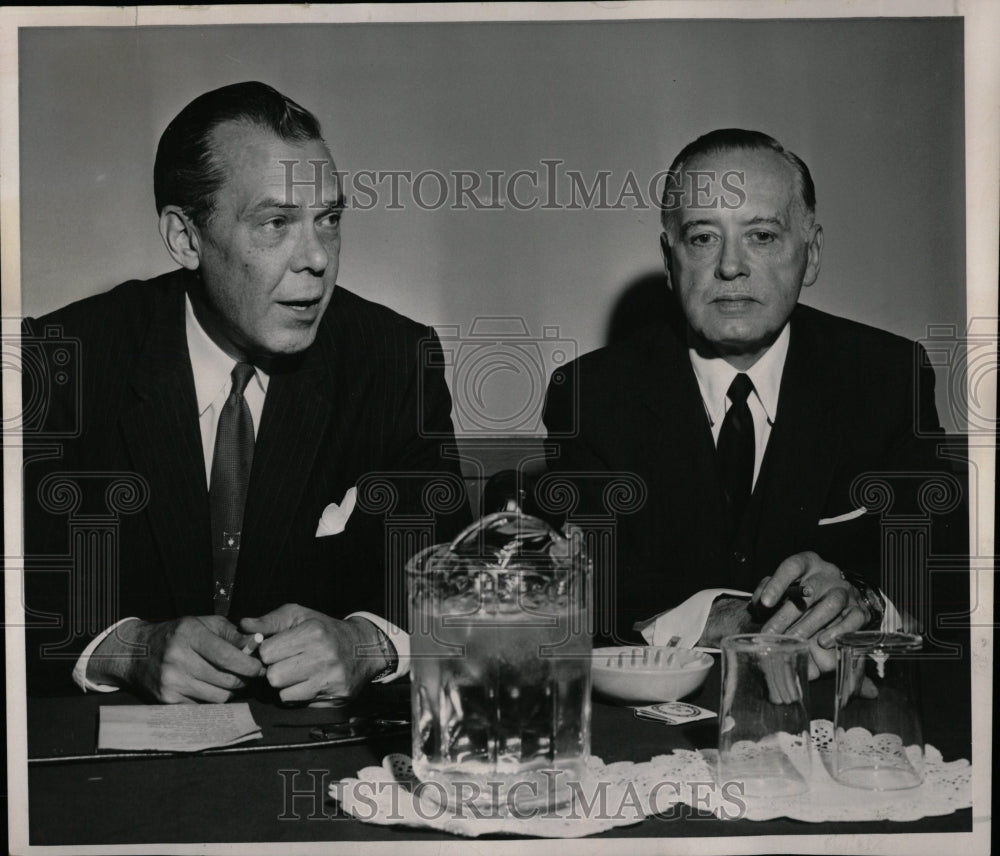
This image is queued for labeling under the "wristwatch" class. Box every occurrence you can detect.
[845,573,885,630]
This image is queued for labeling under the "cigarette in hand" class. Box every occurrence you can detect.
[241,632,264,655]
[784,583,808,607]
[751,582,810,620]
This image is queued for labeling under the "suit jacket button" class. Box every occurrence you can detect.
[732,551,748,565]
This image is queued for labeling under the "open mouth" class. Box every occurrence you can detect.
[278,298,322,312]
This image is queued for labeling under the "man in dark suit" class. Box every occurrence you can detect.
[543,129,959,677]
[23,82,469,702]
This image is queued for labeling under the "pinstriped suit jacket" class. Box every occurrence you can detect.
[23,269,470,694]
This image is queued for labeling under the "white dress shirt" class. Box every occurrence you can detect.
[639,323,900,648]
[186,294,269,479]
[689,322,789,490]
[73,296,407,690]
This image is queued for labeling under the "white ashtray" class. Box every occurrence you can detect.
[591,646,714,702]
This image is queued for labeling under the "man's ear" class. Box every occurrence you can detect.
[802,223,824,288]
[660,231,674,289]
[158,206,202,271]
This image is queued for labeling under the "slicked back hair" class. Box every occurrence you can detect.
[660,128,815,232]
[154,81,324,227]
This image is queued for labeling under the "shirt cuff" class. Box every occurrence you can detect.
[633,586,902,650]
[72,617,140,693]
[881,593,903,632]
[345,611,410,683]
[635,589,751,648]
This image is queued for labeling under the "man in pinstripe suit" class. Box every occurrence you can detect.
[23,82,469,703]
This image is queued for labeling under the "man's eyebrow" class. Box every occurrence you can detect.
[244,195,346,217]
[745,215,787,228]
[320,194,347,213]
[244,197,297,216]
[679,214,788,237]
[678,218,717,238]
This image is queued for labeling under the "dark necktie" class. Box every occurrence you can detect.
[210,362,256,615]
[717,372,755,526]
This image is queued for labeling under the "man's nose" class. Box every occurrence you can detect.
[715,237,749,280]
[292,225,330,274]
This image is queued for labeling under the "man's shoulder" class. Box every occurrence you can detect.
[323,285,434,346]
[544,323,684,434]
[791,304,919,363]
[28,270,185,340]
[557,321,683,386]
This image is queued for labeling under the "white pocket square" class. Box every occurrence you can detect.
[315,486,358,537]
[818,506,867,526]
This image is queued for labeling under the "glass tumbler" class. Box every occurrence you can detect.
[718,634,812,797]
[833,631,923,790]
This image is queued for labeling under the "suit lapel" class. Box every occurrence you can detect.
[634,324,731,536]
[630,308,843,584]
[234,320,335,609]
[751,310,841,566]
[120,282,212,612]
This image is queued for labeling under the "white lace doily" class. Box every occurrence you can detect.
[329,720,971,837]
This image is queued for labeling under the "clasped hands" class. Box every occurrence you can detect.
[91,605,391,704]
[706,551,876,680]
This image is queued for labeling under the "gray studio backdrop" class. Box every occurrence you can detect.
[18,19,966,432]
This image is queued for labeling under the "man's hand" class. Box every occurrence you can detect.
[88,616,266,703]
[750,551,872,679]
[699,596,760,647]
[240,605,389,704]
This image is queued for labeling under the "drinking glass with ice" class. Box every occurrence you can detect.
[407,511,592,813]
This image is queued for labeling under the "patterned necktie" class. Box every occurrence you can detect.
[210,362,256,615]
[717,372,755,526]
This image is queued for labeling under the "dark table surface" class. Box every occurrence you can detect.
[25,649,973,845]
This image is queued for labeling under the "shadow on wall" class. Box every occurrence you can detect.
[604,271,673,347]
[458,270,680,517]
